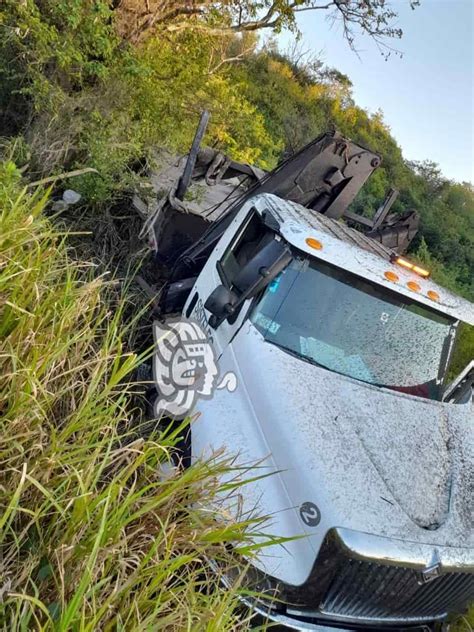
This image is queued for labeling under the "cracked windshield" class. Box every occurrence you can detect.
[251,258,455,400]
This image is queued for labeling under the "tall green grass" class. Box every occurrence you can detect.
[451,607,474,632]
[0,162,269,630]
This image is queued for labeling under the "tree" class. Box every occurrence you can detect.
[406,159,446,198]
[115,0,420,52]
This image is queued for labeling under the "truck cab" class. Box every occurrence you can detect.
[158,192,474,631]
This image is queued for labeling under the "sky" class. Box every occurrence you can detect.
[279,0,474,183]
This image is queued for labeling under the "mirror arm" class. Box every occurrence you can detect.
[209,247,292,329]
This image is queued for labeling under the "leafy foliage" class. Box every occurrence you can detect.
[1,1,276,201]
[115,0,419,52]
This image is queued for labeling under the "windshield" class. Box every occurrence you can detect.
[250,258,456,401]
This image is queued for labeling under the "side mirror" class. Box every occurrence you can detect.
[233,239,291,296]
[205,238,292,329]
[204,285,237,326]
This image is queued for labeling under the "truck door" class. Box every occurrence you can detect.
[183,206,272,357]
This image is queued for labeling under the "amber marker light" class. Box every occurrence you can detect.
[384,270,399,283]
[412,265,430,278]
[395,257,413,271]
[305,237,323,250]
[407,281,421,292]
[390,254,430,278]
[427,290,440,301]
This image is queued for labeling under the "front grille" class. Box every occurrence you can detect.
[320,558,474,622]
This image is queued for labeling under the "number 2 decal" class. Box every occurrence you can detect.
[299,501,321,527]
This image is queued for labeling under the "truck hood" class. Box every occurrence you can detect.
[226,324,473,541]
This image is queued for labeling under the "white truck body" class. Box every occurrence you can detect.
[158,193,474,630]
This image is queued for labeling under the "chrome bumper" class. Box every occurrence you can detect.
[241,594,435,632]
[241,595,354,631]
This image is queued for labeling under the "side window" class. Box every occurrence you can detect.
[218,210,272,289]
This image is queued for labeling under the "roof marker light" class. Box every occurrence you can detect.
[306,237,323,250]
[407,281,421,292]
[384,271,399,283]
[390,255,430,278]
[427,290,440,302]
[413,265,430,278]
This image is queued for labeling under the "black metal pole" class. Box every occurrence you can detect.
[175,110,210,201]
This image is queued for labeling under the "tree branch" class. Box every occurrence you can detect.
[115,0,416,52]
[293,3,335,12]
[208,46,254,74]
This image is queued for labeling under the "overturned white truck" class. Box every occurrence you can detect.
[142,129,474,631]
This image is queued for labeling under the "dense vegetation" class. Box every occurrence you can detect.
[0,0,472,628]
[0,164,283,629]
